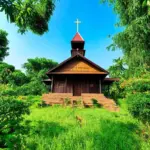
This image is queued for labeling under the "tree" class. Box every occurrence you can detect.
[0,97,30,149]
[0,30,9,61]
[0,0,55,35]
[101,0,150,77]
[0,62,15,84]
[22,57,58,95]
[23,57,58,79]
[108,57,127,78]
[9,70,29,86]
[0,62,29,86]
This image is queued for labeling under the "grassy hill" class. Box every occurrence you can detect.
[24,99,150,150]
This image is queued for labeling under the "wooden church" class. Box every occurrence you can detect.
[43,20,119,111]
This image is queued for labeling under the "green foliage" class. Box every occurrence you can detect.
[0,30,9,61]
[121,73,150,95]
[0,81,48,96]
[0,97,30,149]
[109,81,125,103]
[9,70,30,86]
[0,62,29,86]
[127,93,150,123]
[101,0,150,76]
[92,99,102,108]
[25,106,150,150]
[0,85,18,96]
[108,72,150,105]
[0,62,15,84]
[64,98,71,106]
[72,98,82,107]
[0,0,55,35]
[126,79,150,93]
[23,57,58,78]
[0,57,58,96]
[18,80,48,95]
[22,57,58,95]
[108,57,127,78]
[0,62,15,72]
[120,73,150,123]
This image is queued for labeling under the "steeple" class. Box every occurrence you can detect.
[71,19,85,57]
[72,32,84,42]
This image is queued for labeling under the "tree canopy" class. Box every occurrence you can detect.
[101,0,150,77]
[108,57,127,78]
[0,29,9,61]
[0,58,58,95]
[0,0,55,35]
[23,57,58,79]
[0,62,29,85]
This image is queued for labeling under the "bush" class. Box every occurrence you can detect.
[92,99,102,108]
[127,93,150,123]
[105,81,125,104]
[18,80,48,95]
[0,80,48,97]
[0,84,18,96]
[9,70,30,86]
[0,97,30,149]
[64,98,71,106]
[121,77,150,95]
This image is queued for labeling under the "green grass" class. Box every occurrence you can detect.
[24,101,150,150]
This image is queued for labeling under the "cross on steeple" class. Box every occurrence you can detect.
[74,19,81,32]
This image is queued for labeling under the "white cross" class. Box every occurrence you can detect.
[74,19,81,32]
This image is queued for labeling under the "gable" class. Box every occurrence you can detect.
[47,55,108,74]
[55,59,101,73]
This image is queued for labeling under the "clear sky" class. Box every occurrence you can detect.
[0,0,122,70]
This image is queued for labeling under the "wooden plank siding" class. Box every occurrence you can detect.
[54,59,104,73]
[53,75,101,95]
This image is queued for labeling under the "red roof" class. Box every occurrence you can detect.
[72,32,84,42]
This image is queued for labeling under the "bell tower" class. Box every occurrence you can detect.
[71,32,85,56]
[71,19,85,57]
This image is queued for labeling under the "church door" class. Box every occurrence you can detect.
[73,82,81,96]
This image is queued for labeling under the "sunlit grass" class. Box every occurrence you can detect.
[25,104,150,150]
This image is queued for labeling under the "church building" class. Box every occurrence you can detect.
[43,20,119,111]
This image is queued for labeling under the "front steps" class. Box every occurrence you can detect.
[42,93,119,112]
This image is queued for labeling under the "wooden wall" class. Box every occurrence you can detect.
[52,75,100,94]
[54,59,103,73]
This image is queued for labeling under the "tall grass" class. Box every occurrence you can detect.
[25,104,150,150]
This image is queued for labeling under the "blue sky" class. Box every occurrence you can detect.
[0,0,122,70]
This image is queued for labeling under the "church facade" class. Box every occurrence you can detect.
[44,32,119,96]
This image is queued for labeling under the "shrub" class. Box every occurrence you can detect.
[64,98,71,106]
[0,80,48,97]
[121,77,150,95]
[0,97,30,149]
[72,98,82,107]
[92,99,102,108]
[8,70,30,86]
[127,93,150,123]
[0,84,18,96]
[0,87,18,96]
[18,80,48,96]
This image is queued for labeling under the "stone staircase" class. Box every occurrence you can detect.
[42,93,119,112]
[42,93,72,105]
[82,94,119,111]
